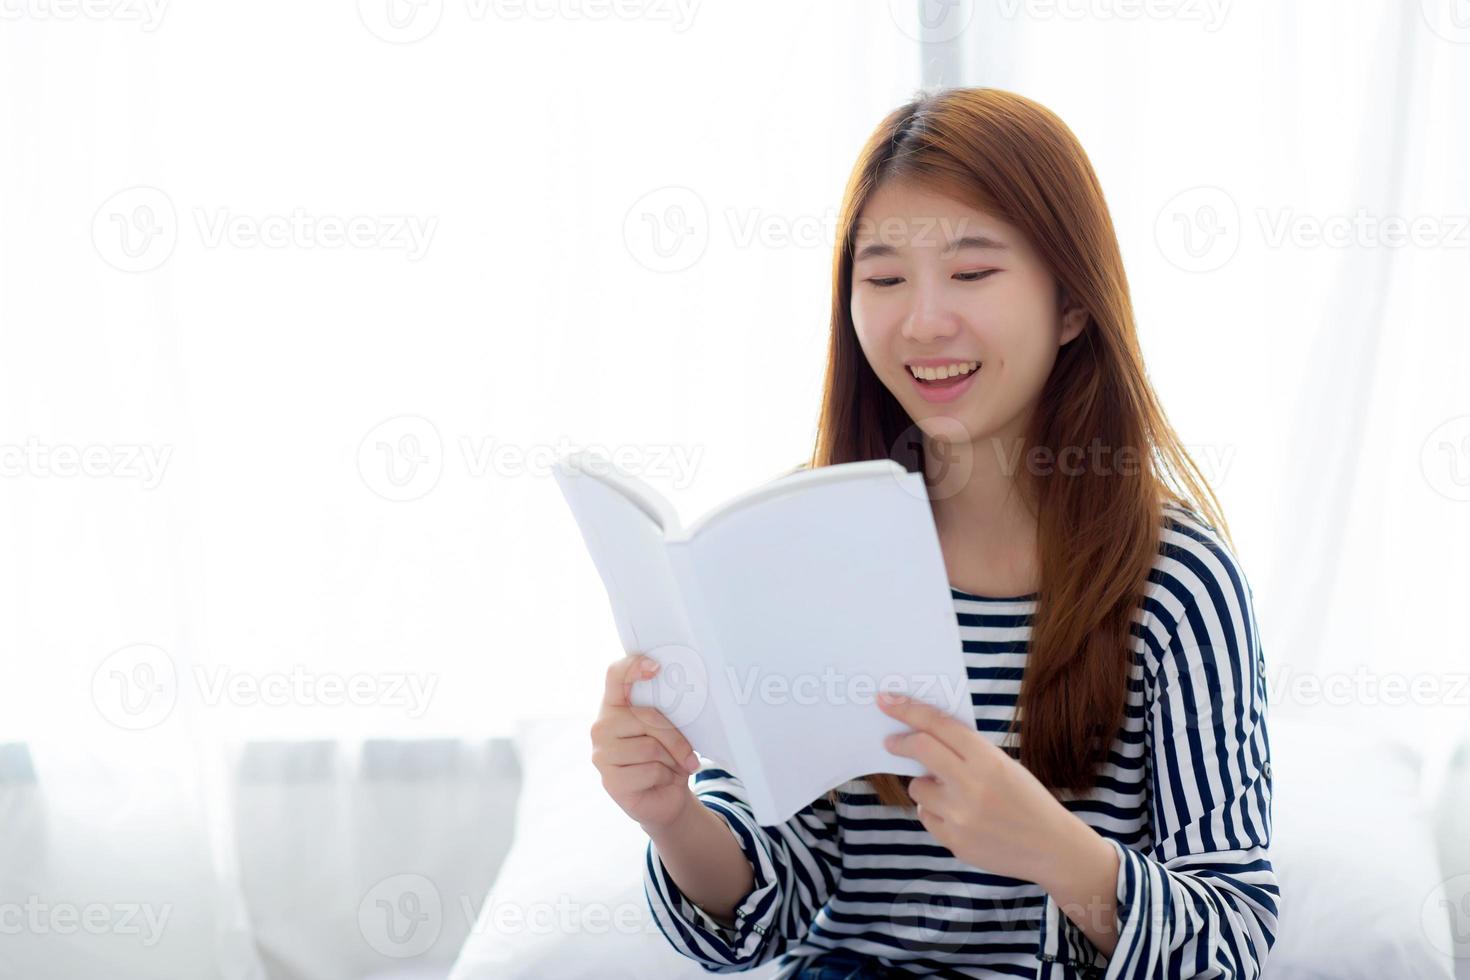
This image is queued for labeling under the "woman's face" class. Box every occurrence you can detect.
[850,179,1086,448]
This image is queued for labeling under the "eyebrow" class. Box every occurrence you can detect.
[854,234,1009,263]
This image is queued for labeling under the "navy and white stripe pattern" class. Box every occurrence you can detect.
[643,504,1278,978]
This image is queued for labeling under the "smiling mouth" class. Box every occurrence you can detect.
[915,372,971,388]
[910,363,981,387]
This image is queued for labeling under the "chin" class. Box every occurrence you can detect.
[911,410,988,445]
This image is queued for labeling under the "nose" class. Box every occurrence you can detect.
[901,277,962,345]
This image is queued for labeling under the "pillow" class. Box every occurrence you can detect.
[1263,714,1456,978]
[448,711,1459,979]
[447,711,784,980]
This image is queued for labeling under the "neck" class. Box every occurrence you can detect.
[923,417,1040,582]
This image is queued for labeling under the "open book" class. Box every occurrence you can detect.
[551,450,973,826]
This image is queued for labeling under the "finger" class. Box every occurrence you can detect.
[602,654,654,708]
[596,703,699,772]
[593,734,686,773]
[617,662,699,762]
[641,724,700,773]
[885,730,965,783]
[603,760,676,795]
[915,802,946,829]
[908,775,948,824]
[628,698,687,737]
[877,692,975,760]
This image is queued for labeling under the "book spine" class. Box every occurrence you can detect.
[664,540,774,823]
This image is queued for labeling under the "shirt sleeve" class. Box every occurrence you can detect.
[642,763,843,972]
[1036,531,1281,978]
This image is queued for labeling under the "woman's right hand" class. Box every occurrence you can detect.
[591,653,703,834]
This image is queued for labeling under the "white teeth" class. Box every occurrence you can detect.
[908,360,980,381]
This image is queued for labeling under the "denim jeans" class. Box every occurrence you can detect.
[792,947,895,980]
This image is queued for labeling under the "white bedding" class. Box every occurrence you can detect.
[449,710,1462,979]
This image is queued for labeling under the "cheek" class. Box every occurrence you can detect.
[982,286,1059,365]
[849,307,871,359]
[850,291,877,330]
[1004,321,1060,375]
[849,295,891,354]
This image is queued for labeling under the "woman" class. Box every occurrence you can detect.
[590,87,1278,978]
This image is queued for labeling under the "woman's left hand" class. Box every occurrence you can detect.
[876,690,1082,886]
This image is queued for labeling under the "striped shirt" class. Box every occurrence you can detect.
[643,503,1279,978]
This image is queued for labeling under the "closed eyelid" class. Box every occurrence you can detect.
[862,269,998,284]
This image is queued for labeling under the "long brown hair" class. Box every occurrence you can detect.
[804,87,1232,808]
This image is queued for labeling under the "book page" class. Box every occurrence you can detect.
[551,460,737,771]
[556,450,683,535]
[675,459,895,542]
[678,465,973,825]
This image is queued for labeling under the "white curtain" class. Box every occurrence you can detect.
[0,2,920,976]
[3,1,1466,976]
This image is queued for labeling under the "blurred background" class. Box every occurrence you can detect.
[2,1,1467,978]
